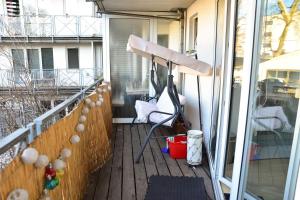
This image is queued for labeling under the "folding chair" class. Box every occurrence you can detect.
[134,61,190,163]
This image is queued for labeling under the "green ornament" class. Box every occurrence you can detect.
[44,178,59,190]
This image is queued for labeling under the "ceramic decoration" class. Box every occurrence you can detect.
[187,130,203,166]
[96,88,103,93]
[39,189,51,200]
[44,178,59,190]
[89,102,96,108]
[78,115,87,123]
[81,107,89,114]
[45,164,56,180]
[96,101,102,107]
[76,123,85,132]
[35,155,49,168]
[56,169,64,179]
[85,98,92,105]
[21,147,39,164]
[60,148,71,159]
[7,189,29,200]
[70,135,80,144]
[53,159,66,170]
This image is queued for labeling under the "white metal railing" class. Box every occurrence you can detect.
[0,15,103,38]
[0,68,102,88]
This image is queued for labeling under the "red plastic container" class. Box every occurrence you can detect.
[167,135,187,159]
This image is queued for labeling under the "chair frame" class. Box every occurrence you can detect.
[135,60,190,163]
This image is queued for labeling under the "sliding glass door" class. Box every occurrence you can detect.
[214,0,300,199]
[109,18,150,118]
[239,0,300,199]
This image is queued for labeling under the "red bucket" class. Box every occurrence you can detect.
[167,135,187,159]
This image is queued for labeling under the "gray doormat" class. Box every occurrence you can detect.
[145,176,208,200]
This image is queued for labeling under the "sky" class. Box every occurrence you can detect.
[267,0,300,15]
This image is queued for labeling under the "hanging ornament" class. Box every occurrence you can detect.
[60,148,72,160]
[56,169,65,179]
[39,189,51,200]
[76,123,85,132]
[44,178,59,190]
[84,98,92,105]
[45,164,56,180]
[35,155,49,168]
[70,135,80,144]
[21,147,39,164]
[53,159,66,170]
[6,189,29,200]
[89,101,96,108]
[78,115,87,123]
[96,88,103,93]
[81,106,89,115]
[96,100,102,107]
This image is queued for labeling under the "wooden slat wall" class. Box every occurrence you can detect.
[0,84,112,200]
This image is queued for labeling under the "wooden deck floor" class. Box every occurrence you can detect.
[84,124,215,200]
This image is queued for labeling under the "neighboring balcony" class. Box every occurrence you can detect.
[0,68,102,92]
[0,15,103,42]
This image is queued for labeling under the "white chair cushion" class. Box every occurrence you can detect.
[156,88,175,114]
[135,87,186,127]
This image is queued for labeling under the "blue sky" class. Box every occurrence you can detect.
[267,0,300,15]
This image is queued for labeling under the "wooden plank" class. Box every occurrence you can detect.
[108,124,124,200]
[156,127,183,176]
[94,159,113,200]
[143,125,170,176]
[84,170,100,200]
[193,167,215,200]
[122,125,136,200]
[176,159,196,177]
[131,125,148,200]
[137,124,158,178]
[94,125,117,200]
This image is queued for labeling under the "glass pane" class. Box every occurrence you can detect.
[211,0,225,162]
[67,48,79,69]
[110,18,150,118]
[243,1,300,199]
[223,0,247,179]
[157,19,180,91]
[27,49,40,70]
[11,49,25,84]
[41,48,54,78]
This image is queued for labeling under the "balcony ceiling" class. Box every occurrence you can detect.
[97,0,196,12]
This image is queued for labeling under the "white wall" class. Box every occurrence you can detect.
[184,0,216,145]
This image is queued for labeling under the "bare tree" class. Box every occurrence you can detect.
[274,0,300,56]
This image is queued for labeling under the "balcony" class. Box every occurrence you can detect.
[0,15,103,42]
[0,68,102,93]
[0,81,213,199]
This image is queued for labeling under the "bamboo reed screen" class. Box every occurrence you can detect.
[0,85,112,199]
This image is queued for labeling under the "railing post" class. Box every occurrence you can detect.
[26,122,36,144]
[52,15,55,41]
[35,119,43,136]
[77,16,80,37]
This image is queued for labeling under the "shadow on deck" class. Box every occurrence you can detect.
[84,124,215,200]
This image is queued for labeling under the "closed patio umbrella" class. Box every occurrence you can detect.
[126,34,212,76]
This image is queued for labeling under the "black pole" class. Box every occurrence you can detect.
[195,54,202,130]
